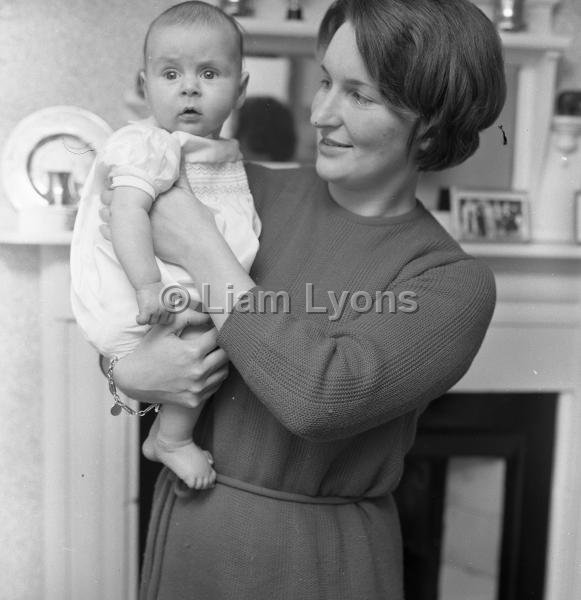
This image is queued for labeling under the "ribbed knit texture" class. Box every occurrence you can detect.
[140,164,496,600]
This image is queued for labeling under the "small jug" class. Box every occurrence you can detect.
[43,171,78,206]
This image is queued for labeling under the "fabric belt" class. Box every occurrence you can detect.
[173,472,368,505]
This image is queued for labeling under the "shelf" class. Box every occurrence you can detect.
[499,32,571,52]
[2,227,580,261]
[0,229,73,245]
[238,18,318,56]
[238,18,317,38]
[461,241,581,260]
[236,17,570,58]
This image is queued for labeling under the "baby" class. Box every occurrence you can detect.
[70,1,260,489]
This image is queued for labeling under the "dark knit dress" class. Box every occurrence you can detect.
[140,164,496,600]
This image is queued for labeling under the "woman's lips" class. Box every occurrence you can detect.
[321,136,351,148]
[319,137,352,155]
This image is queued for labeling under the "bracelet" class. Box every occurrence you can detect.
[106,355,161,417]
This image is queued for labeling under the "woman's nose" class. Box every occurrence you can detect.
[310,90,340,128]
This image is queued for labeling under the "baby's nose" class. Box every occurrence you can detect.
[181,76,200,96]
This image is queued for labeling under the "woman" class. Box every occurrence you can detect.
[104,0,506,597]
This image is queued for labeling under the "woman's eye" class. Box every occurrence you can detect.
[352,91,372,105]
[163,70,179,80]
[319,78,331,90]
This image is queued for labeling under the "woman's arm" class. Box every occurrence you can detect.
[214,259,496,441]
[146,185,495,440]
[145,182,255,329]
[102,181,495,442]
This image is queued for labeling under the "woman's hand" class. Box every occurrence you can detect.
[111,309,229,408]
[100,173,220,269]
[149,183,218,267]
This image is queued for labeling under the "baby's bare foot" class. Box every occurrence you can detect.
[143,431,216,489]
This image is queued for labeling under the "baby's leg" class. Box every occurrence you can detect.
[142,404,215,489]
[142,320,216,490]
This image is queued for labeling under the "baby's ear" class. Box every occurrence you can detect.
[138,70,148,101]
[235,71,250,111]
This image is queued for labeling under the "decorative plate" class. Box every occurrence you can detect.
[1,105,113,211]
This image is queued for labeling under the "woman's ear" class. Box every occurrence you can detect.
[414,118,433,151]
[234,71,250,111]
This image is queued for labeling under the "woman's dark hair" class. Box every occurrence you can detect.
[144,1,244,66]
[236,96,297,162]
[318,0,507,171]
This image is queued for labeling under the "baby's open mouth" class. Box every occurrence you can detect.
[181,107,200,115]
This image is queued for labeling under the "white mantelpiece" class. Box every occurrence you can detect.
[0,238,576,600]
[39,244,139,600]
[19,216,579,593]
[452,251,581,600]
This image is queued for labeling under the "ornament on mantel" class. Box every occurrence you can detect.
[221,0,254,17]
[532,108,581,243]
[286,0,303,20]
[494,0,526,32]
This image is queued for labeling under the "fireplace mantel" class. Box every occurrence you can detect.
[1,225,579,600]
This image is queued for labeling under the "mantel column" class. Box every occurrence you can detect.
[39,245,138,600]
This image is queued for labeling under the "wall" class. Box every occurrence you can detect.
[0,1,177,597]
[555,0,581,91]
[0,1,580,598]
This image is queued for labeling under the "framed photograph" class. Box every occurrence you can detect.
[1,105,112,211]
[450,188,531,243]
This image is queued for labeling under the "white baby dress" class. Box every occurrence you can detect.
[70,118,261,357]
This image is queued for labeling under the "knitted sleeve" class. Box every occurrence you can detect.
[217,258,496,442]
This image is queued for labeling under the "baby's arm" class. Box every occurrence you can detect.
[110,187,170,325]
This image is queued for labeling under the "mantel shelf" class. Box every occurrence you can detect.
[461,241,581,259]
[0,229,73,245]
[499,32,571,52]
[2,229,581,260]
[237,17,570,56]
[238,18,317,38]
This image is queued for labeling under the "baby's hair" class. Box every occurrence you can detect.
[143,1,244,66]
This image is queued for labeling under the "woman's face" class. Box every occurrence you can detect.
[311,22,418,196]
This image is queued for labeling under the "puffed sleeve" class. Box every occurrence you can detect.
[218,258,496,442]
[99,123,182,200]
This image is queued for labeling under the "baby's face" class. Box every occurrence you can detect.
[142,22,247,138]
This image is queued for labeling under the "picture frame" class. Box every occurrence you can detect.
[450,188,531,243]
[1,105,112,212]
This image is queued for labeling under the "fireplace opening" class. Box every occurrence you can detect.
[138,392,557,599]
[394,392,557,600]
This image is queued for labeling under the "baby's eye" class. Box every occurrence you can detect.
[163,70,179,81]
[201,70,217,79]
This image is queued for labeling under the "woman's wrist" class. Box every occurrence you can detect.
[111,351,139,398]
[106,355,160,416]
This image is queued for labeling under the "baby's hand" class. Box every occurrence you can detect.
[136,282,174,325]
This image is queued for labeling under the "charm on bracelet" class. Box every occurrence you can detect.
[106,355,160,417]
